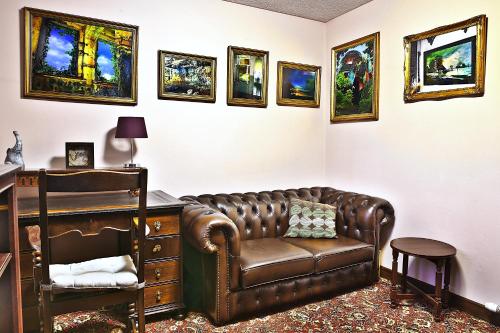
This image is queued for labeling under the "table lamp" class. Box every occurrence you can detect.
[115,116,148,168]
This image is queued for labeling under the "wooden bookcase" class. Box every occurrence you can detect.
[0,165,22,333]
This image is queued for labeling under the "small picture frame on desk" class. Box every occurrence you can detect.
[65,142,94,169]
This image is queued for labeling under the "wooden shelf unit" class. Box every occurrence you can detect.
[0,165,22,333]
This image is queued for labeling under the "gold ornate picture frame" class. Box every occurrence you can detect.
[158,50,216,103]
[227,46,269,108]
[330,32,379,123]
[403,15,487,103]
[23,7,138,105]
[277,61,321,108]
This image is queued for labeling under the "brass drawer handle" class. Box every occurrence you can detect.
[154,220,161,232]
[156,290,162,302]
[152,244,162,253]
[155,268,161,280]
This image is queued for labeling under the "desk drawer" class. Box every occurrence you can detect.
[20,251,33,279]
[144,282,180,309]
[22,305,39,333]
[146,214,179,237]
[21,278,36,307]
[145,260,179,285]
[145,236,180,260]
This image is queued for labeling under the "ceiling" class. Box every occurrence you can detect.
[223,0,373,23]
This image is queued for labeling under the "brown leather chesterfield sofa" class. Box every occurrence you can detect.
[180,187,394,325]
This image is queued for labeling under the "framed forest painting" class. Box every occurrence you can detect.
[227,46,269,107]
[403,15,487,102]
[158,50,216,103]
[277,61,321,108]
[23,7,138,105]
[330,32,379,123]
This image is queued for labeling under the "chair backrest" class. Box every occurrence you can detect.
[38,168,148,286]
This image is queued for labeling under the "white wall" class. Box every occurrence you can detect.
[0,0,327,196]
[325,0,500,305]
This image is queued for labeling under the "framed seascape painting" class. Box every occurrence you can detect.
[227,46,269,107]
[23,7,138,105]
[331,32,379,123]
[158,51,216,103]
[277,61,321,108]
[404,15,487,102]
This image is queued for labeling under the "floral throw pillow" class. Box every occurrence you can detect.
[283,198,337,239]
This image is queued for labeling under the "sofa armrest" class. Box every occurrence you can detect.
[322,188,395,245]
[181,198,241,257]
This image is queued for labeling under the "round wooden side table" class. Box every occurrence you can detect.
[389,237,456,321]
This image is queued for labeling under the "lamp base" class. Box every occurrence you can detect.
[123,163,139,168]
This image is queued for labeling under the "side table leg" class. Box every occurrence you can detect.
[390,249,399,308]
[434,259,443,321]
[443,258,451,309]
[402,254,408,293]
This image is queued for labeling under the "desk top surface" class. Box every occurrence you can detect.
[18,190,186,219]
[0,165,21,178]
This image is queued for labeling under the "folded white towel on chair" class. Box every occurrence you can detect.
[50,255,138,289]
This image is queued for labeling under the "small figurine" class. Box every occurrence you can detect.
[5,131,25,169]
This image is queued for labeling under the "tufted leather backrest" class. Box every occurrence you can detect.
[185,187,325,241]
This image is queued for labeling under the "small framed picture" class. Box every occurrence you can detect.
[158,50,217,103]
[227,46,269,108]
[65,142,94,169]
[277,61,321,108]
[403,15,487,102]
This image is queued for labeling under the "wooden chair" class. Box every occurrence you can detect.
[35,168,147,333]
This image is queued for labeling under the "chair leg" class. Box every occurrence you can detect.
[137,289,145,333]
[41,291,53,333]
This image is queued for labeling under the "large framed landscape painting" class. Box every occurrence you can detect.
[158,51,216,103]
[23,7,138,105]
[277,61,321,108]
[404,15,487,102]
[331,32,379,123]
[227,46,269,108]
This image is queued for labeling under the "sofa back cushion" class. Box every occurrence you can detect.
[192,188,324,241]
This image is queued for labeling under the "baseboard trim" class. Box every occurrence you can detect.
[380,266,499,326]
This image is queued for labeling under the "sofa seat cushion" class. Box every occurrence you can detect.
[240,238,314,288]
[282,235,374,274]
[50,255,138,290]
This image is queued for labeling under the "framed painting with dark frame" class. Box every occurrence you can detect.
[277,61,321,108]
[330,32,380,123]
[227,46,269,107]
[158,50,216,103]
[404,15,487,102]
[65,142,94,169]
[23,7,139,105]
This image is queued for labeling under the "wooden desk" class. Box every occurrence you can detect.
[16,187,187,332]
[0,165,22,333]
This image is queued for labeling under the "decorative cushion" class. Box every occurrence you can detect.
[50,255,138,289]
[283,198,337,239]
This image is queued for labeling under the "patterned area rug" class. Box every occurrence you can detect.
[55,278,499,333]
